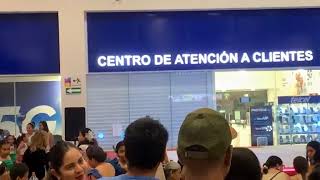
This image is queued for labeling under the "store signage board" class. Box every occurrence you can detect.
[250,106,274,146]
[87,9,320,72]
[278,96,320,104]
[0,13,60,74]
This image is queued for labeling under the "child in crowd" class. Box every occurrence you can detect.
[87,145,115,179]
[0,140,14,171]
[109,141,127,176]
[16,134,28,163]
[10,163,29,180]
[5,135,17,153]
[164,161,181,180]
[5,135,17,164]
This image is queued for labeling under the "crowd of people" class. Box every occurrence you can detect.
[1,108,320,180]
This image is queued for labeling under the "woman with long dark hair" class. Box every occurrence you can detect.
[309,144,320,180]
[306,141,320,173]
[39,121,54,151]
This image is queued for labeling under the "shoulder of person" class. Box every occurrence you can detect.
[97,163,114,171]
[105,162,115,168]
[289,174,299,180]
[24,148,31,153]
[279,171,290,177]
[97,176,119,180]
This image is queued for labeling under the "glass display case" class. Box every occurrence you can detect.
[277,96,320,145]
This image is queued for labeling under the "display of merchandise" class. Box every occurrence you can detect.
[277,96,320,145]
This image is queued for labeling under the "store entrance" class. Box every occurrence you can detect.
[215,70,320,147]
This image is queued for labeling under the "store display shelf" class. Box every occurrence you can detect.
[280,132,320,135]
[278,113,320,116]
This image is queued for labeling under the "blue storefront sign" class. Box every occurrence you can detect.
[0,81,62,135]
[278,96,320,104]
[250,106,274,146]
[0,13,60,74]
[87,9,320,73]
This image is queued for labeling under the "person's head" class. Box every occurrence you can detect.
[263,156,284,174]
[78,128,95,144]
[114,141,125,161]
[177,108,232,179]
[49,141,89,180]
[39,121,49,132]
[5,135,16,146]
[225,148,261,180]
[10,163,29,180]
[86,145,106,168]
[307,141,320,163]
[124,116,168,172]
[293,156,308,179]
[0,162,10,180]
[16,134,27,145]
[30,131,47,151]
[164,161,181,180]
[26,122,35,134]
[0,140,10,158]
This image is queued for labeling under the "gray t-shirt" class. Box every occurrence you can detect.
[98,175,159,180]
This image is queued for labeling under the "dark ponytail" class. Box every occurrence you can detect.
[262,163,269,174]
[263,156,283,174]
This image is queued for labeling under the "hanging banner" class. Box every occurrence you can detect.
[250,106,274,146]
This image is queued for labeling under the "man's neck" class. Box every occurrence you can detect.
[127,167,157,177]
[184,166,225,180]
[185,172,224,180]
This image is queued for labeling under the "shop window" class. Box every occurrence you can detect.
[87,71,213,149]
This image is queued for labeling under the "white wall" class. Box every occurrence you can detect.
[215,71,276,91]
